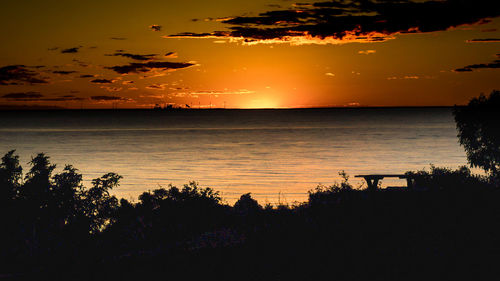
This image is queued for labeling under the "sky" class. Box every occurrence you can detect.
[0,0,499,109]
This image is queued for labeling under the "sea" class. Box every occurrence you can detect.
[0,108,469,204]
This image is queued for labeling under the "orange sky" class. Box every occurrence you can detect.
[0,0,499,109]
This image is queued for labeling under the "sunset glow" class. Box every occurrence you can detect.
[0,0,498,109]
[245,98,282,109]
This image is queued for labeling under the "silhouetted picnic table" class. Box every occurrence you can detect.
[355,174,414,191]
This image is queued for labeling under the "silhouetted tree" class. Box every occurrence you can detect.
[454,90,500,182]
[82,172,121,233]
[0,150,22,201]
[52,165,85,227]
[234,193,261,215]
[21,153,56,208]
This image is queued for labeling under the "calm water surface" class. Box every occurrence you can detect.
[0,108,468,203]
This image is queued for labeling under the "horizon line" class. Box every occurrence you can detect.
[0,105,460,111]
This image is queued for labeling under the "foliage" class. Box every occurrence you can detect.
[307,170,354,206]
[138,181,221,207]
[2,151,500,280]
[0,151,122,236]
[83,173,121,233]
[405,165,490,191]
[0,150,22,200]
[234,193,262,215]
[454,90,500,181]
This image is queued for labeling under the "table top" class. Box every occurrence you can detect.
[355,174,408,179]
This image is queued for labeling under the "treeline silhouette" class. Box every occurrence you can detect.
[1,150,500,280]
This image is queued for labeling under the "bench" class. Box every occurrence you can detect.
[354,174,415,191]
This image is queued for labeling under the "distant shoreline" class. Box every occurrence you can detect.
[0,105,456,112]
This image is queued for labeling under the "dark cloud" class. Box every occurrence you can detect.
[454,58,500,72]
[1,92,43,99]
[1,92,86,102]
[110,37,127,40]
[28,65,46,69]
[164,52,178,58]
[149,25,162,32]
[61,47,81,53]
[53,70,78,75]
[106,52,157,61]
[466,38,500,43]
[72,59,89,67]
[43,97,85,101]
[90,79,114,84]
[106,61,195,74]
[90,96,124,101]
[79,74,96,78]
[0,65,49,85]
[146,84,166,90]
[48,47,59,51]
[167,0,499,44]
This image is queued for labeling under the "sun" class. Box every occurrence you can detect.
[244,98,282,109]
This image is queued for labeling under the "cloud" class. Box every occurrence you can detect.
[386,75,437,80]
[325,72,335,76]
[106,52,157,61]
[72,59,90,67]
[0,65,49,85]
[0,92,86,103]
[175,89,255,97]
[53,70,78,75]
[358,50,376,55]
[79,74,96,78]
[146,84,167,90]
[1,92,43,99]
[100,86,122,92]
[149,25,162,32]
[61,47,81,53]
[110,37,127,40]
[27,65,46,69]
[164,52,178,58]
[41,96,86,102]
[91,78,114,84]
[106,61,195,74]
[454,58,500,72]
[165,0,499,45]
[346,102,360,107]
[90,95,126,101]
[466,38,500,43]
[403,75,419,79]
